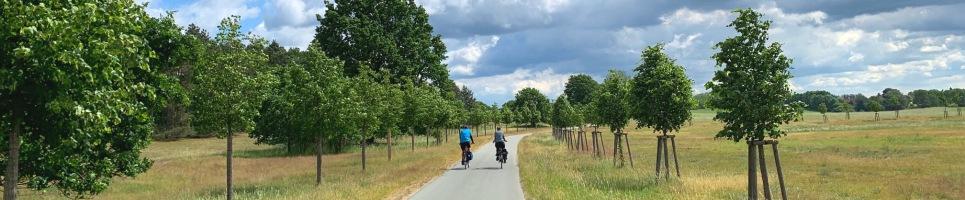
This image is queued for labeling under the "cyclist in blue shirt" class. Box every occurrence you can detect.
[459,125,474,161]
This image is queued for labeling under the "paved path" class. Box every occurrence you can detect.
[409,134,529,200]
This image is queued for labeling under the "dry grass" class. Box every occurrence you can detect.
[520,107,965,199]
[20,127,539,200]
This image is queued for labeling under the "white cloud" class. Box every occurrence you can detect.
[805,50,965,87]
[848,52,864,62]
[667,33,701,49]
[169,0,261,33]
[446,36,500,76]
[886,41,909,52]
[833,29,864,46]
[251,22,316,49]
[757,2,827,26]
[455,68,571,99]
[659,8,729,26]
[262,0,324,30]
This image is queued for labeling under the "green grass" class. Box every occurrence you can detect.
[20,126,539,200]
[520,107,965,199]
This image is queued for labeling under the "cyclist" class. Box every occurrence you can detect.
[459,125,474,162]
[493,127,508,161]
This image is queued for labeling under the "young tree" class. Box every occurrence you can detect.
[501,107,516,133]
[835,99,853,120]
[564,74,599,106]
[1,1,176,198]
[593,70,632,167]
[630,44,693,178]
[190,16,276,199]
[881,88,910,119]
[818,103,829,123]
[705,9,796,199]
[868,100,884,121]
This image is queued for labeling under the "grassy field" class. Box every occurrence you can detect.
[20,126,539,200]
[520,107,965,199]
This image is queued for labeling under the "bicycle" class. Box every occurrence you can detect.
[461,147,472,169]
[496,147,508,169]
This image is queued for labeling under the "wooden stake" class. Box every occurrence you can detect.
[625,133,633,168]
[671,136,680,177]
[771,142,788,200]
[655,136,663,178]
[758,144,771,200]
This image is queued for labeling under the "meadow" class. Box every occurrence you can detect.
[19,128,537,200]
[520,107,965,199]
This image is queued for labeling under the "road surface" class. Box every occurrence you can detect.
[409,134,529,200]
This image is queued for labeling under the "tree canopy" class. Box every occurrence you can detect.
[593,70,632,133]
[630,44,693,135]
[563,74,599,106]
[705,9,797,142]
[511,88,551,127]
[0,0,180,197]
[314,0,453,90]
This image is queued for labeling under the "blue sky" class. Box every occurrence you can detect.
[139,0,965,105]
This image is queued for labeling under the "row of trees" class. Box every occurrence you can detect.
[2,0,548,199]
[547,44,694,169]
[694,88,965,113]
[547,8,797,199]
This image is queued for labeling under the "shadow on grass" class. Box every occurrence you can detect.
[232,147,295,158]
[582,170,660,191]
[198,185,284,200]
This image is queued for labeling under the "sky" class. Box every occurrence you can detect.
[139,0,965,105]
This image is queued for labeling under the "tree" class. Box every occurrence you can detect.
[705,9,796,199]
[1,1,174,198]
[142,13,202,139]
[630,44,693,178]
[818,103,829,123]
[501,107,515,132]
[881,88,910,119]
[868,99,884,121]
[788,91,838,111]
[512,88,551,127]
[841,94,869,111]
[190,16,276,200]
[314,0,452,90]
[564,74,599,106]
[835,99,854,120]
[592,70,632,167]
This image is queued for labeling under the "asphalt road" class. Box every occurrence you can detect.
[409,134,529,200]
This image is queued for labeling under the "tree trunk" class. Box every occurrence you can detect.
[226,124,234,200]
[4,119,21,200]
[361,139,367,171]
[315,135,323,185]
[286,139,292,155]
[388,129,392,161]
[411,131,415,152]
[748,141,757,200]
[895,110,900,119]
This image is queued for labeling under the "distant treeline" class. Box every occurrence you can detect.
[693,88,965,112]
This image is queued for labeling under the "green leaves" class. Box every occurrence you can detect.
[630,44,693,135]
[1,0,171,197]
[511,88,551,127]
[315,0,450,89]
[592,70,632,132]
[705,9,796,142]
[191,16,275,136]
[563,74,598,106]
